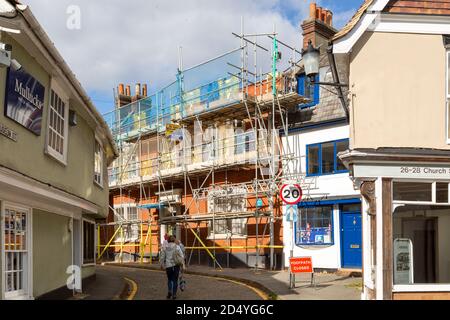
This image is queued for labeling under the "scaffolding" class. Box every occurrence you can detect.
[99,23,325,270]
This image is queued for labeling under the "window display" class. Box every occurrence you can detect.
[296,206,333,245]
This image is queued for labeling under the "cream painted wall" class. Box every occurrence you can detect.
[349,32,449,150]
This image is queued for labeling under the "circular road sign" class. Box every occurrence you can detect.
[280,184,303,205]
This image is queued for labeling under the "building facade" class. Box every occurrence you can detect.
[282,3,361,271]
[332,0,450,300]
[0,1,117,299]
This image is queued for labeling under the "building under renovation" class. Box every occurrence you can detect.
[99,24,325,269]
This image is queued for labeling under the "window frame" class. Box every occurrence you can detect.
[45,80,69,165]
[113,204,140,242]
[306,138,349,177]
[446,50,450,144]
[82,218,96,266]
[94,137,104,188]
[298,73,320,109]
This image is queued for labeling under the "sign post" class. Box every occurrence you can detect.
[289,257,314,289]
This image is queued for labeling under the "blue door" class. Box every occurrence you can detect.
[340,205,362,268]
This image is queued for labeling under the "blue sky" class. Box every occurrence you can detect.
[25,0,363,115]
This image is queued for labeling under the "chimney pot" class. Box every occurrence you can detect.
[118,83,124,95]
[142,84,148,97]
[316,7,322,21]
[327,11,333,26]
[309,2,317,20]
[135,83,141,97]
[126,85,131,96]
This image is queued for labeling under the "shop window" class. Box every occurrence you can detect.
[46,88,69,164]
[83,220,95,265]
[94,139,103,187]
[393,205,450,285]
[297,73,319,108]
[296,206,333,245]
[306,139,349,176]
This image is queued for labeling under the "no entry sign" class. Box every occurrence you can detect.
[280,184,302,205]
[290,257,313,274]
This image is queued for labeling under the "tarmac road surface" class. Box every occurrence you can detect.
[83,265,263,300]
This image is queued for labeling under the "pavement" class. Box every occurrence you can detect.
[78,263,362,300]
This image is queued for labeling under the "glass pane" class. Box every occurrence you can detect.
[393,182,432,202]
[336,140,349,171]
[297,206,333,245]
[321,142,335,174]
[307,145,319,175]
[436,183,449,203]
[341,203,361,212]
[393,205,450,284]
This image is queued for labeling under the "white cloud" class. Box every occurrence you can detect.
[23,0,310,106]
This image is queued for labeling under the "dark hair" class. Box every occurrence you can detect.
[168,235,176,243]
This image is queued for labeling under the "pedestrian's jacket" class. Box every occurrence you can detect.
[160,242,184,269]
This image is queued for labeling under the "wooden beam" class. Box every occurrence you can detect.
[382,178,393,300]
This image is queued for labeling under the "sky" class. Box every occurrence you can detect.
[23,0,363,114]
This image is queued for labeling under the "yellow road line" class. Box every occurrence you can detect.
[124,277,138,300]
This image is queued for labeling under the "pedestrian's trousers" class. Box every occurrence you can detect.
[166,266,180,295]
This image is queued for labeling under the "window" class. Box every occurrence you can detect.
[393,182,450,204]
[207,188,247,237]
[114,204,139,242]
[306,139,349,176]
[210,218,247,237]
[3,207,29,298]
[296,206,333,245]
[94,139,103,186]
[298,73,319,108]
[393,205,450,285]
[46,87,69,163]
[83,220,95,265]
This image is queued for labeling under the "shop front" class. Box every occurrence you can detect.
[341,149,450,300]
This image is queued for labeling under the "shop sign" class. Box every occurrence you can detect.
[393,238,414,285]
[5,66,45,135]
[354,164,450,180]
[0,122,17,142]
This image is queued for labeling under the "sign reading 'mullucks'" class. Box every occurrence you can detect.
[5,66,45,135]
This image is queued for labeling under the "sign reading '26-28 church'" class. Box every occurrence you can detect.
[4,66,45,135]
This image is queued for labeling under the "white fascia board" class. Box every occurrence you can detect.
[371,13,450,35]
[333,13,378,54]
[0,166,99,214]
[333,0,390,54]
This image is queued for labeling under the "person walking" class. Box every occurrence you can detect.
[160,235,184,299]
[175,239,187,291]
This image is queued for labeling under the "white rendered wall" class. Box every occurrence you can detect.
[282,123,360,269]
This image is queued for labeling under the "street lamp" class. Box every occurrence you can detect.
[302,40,320,79]
[301,40,349,119]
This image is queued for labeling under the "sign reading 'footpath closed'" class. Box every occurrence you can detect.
[5,66,45,135]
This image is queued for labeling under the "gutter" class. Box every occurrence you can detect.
[15,5,119,163]
[327,44,350,122]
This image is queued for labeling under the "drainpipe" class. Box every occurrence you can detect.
[327,44,349,122]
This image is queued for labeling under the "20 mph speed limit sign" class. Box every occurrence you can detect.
[280,184,303,205]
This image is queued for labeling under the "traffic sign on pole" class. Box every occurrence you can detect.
[280,184,303,205]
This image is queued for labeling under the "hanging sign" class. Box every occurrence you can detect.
[5,66,45,135]
[280,184,302,205]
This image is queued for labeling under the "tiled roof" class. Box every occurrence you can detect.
[331,0,374,42]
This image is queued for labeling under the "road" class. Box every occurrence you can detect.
[83,265,263,300]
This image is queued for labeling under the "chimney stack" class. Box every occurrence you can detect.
[302,2,336,50]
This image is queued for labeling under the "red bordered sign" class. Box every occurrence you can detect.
[290,257,313,274]
[280,184,303,205]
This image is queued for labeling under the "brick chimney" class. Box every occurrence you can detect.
[116,83,149,108]
[302,2,337,51]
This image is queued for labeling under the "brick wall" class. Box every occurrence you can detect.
[384,0,450,15]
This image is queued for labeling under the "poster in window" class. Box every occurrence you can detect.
[4,66,45,135]
[393,238,414,284]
